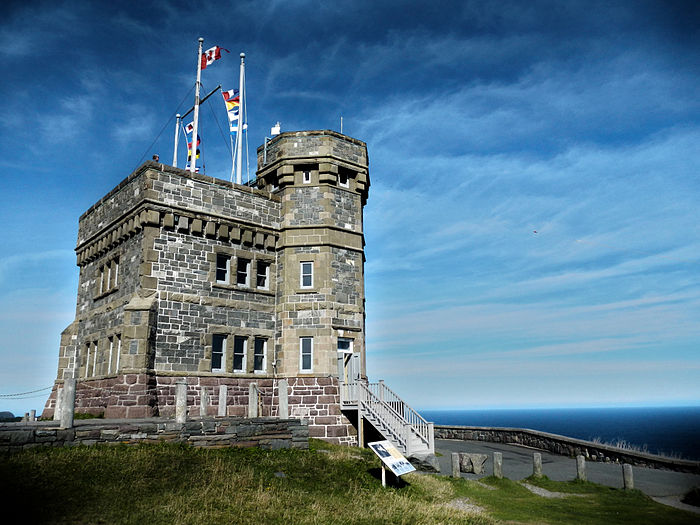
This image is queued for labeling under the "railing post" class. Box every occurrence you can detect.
[378,379,384,402]
[428,422,435,453]
[404,423,412,456]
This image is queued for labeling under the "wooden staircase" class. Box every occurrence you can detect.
[340,379,434,456]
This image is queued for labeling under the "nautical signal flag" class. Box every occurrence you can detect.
[184,121,194,134]
[222,89,239,111]
[201,46,229,69]
[187,148,200,161]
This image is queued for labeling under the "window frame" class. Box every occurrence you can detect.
[253,337,267,373]
[216,253,231,284]
[300,261,314,289]
[302,170,311,184]
[236,257,251,287]
[256,260,270,290]
[300,337,313,372]
[232,335,247,373]
[338,171,349,188]
[211,334,227,373]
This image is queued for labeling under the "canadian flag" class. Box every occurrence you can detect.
[201,45,229,69]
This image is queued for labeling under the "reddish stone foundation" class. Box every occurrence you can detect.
[42,375,357,445]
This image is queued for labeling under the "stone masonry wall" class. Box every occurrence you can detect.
[435,425,700,474]
[0,417,308,454]
[43,375,357,445]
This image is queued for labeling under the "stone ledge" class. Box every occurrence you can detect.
[0,417,308,453]
[435,425,700,474]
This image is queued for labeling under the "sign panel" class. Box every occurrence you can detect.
[368,440,416,476]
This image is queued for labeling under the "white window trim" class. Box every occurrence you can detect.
[115,335,121,373]
[338,172,349,188]
[91,341,98,377]
[216,254,231,284]
[338,337,353,354]
[237,257,251,288]
[253,338,267,373]
[107,337,114,375]
[300,337,313,372]
[256,260,270,290]
[302,170,311,184]
[84,344,91,378]
[212,334,227,372]
[300,261,313,289]
[232,336,247,373]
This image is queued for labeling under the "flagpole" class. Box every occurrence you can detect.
[235,52,245,185]
[173,113,180,167]
[190,37,204,174]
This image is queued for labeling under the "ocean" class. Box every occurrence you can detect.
[420,406,700,461]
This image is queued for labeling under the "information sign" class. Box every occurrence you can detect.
[368,440,416,477]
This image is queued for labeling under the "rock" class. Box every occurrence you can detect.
[409,452,440,472]
[459,453,488,474]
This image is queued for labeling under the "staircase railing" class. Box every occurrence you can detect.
[357,380,434,455]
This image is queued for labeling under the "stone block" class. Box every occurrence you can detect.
[459,453,488,474]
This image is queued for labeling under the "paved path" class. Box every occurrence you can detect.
[434,439,700,506]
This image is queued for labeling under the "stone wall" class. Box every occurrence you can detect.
[42,375,357,446]
[0,417,308,454]
[435,425,700,474]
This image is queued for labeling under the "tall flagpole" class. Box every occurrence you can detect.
[235,52,245,185]
[190,37,204,174]
[172,113,180,167]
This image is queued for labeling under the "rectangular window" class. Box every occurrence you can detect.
[91,340,98,377]
[236,257,250,287]
[300,261,313,288]
[302,170,311,183]
[300,337,313,372]
[112,258,119,288]
[212,334,226,372]
[84,343,91,378]
[338,171,349,187]
[256,261,270,289]
[338,338,353,354]
[115,335,121,372]
[216,254,230,283]
[254,338,266,372]
[107,336,114,374]
[233,336,247,372]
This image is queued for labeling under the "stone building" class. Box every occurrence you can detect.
[42,130,370,444]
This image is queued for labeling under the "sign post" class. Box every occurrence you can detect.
[368,440,416,487]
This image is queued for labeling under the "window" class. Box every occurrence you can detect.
[300,337,313,372]
[84,342,91,378]
[108,336,114,374]
[212,334,226,372]
[91,340,98,377]
[302,170,311,184]
[115,334,121,372]
[216,254,230,283]
[338,171,349,188]
[97,257,119,296]
[233,336,247,372]
[236,257,250,287]
[300,261,313,288]
[338,338,353,354]
[254,338,267,372]
[256,261,270,289]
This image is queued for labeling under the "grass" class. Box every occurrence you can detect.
[0,440,697,524]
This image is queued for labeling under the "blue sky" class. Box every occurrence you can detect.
[1,0,698,415]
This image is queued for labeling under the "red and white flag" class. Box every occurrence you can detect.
[201,46,229,69]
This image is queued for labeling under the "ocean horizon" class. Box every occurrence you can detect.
[420,406,700,461]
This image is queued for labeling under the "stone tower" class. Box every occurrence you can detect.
[43,130,370,444]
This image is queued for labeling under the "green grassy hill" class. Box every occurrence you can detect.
[1,440,697,524]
